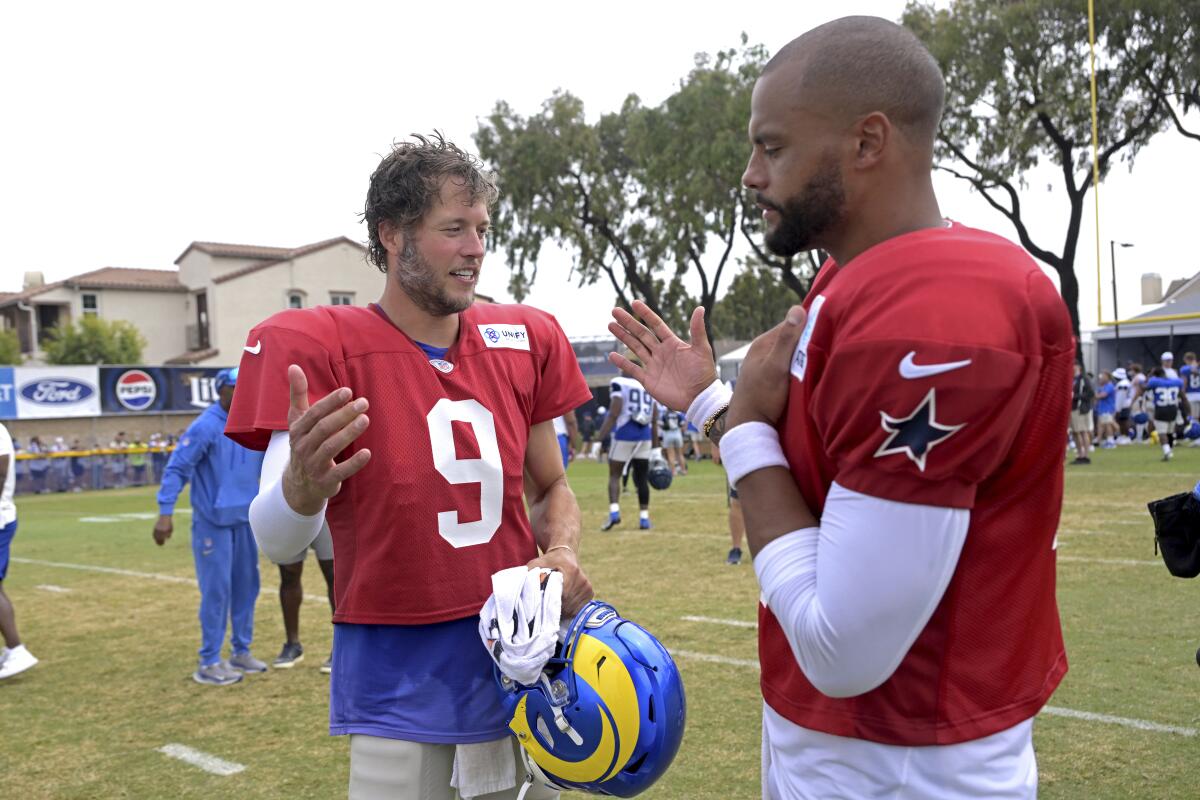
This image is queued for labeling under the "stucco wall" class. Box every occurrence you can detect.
[205,242,383,364]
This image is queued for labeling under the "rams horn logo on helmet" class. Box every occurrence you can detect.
[499,601,686,797]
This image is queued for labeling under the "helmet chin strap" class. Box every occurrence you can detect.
[516,745,566,799]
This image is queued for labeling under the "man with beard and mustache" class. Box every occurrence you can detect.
[609,16,1072,800]
[226,133,591,799]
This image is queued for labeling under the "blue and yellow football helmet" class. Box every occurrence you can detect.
[497,600,686,797]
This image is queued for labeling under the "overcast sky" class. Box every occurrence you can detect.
[2,0,1196,338]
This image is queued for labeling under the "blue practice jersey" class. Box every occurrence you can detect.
[1095,382,1116,415]
[1182,365,1200,398]
[1147,376,1184,421]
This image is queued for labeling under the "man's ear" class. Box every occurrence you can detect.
[853,111,891,170]
[378,220,403,257]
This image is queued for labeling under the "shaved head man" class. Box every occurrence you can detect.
[609,15,1072,800]
[746,16,946,263]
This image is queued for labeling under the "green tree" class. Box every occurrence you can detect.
[904,0,1175,338]
[1112,0,1199,142]
[0,329,22,365]
[711,261,806,340]
[476,40,810,342]
[42,317,145,364]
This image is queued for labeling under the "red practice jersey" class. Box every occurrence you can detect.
[226,303,591,625]
[760,222,1073,745]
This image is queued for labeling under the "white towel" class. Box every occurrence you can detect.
[478,566,563,686]
[451,738,516,799]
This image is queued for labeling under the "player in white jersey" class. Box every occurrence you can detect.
[595,375,658,530]
[0,421,38,679]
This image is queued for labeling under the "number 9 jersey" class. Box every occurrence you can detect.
[225,302,591,625]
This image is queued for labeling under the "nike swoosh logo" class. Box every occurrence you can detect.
[243,341,262,355]
[899,351,972,379]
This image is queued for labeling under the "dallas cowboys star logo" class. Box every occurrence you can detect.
[873,388,965,472]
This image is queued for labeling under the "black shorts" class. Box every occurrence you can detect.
[1116,409,1131,422]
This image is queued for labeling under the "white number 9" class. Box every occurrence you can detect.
[426,398,504,548]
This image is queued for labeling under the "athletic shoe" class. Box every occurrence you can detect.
[639,518,652,530]
[273,642,304,669]
[1163,451,1174,462]
[600,513,621,531]
[320,656,332,675]
[726,547,743,566]
[193,661,242,686]
[0,646,38,679]
[1069,456,1091,465]
[227,652,268,673]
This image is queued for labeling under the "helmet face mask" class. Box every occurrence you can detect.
[498,601,686,797]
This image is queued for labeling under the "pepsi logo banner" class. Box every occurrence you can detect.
[14,367,101,419]
[115,369,157,410]
[100,367,170,414]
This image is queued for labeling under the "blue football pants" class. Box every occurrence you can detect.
[191,521,260,665]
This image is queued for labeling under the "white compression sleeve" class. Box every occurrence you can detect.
[753,481,969,698]
[249,430,327,564]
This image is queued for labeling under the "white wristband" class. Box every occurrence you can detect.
[685,379,733,430]
[719,421,790,488]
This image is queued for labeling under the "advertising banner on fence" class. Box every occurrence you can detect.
[0,368,16,419]
[100,367,171,414]
[13,366,102,419]
[165,367,226,412]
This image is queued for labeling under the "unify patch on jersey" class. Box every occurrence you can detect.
[791,295,826,382]
[477,324,530,351]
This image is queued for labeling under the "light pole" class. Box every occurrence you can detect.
[1110,240,1134,366]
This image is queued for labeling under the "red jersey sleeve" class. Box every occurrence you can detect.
[529,312,592,425]
[225,309,342,451]
[810,333,1039,510]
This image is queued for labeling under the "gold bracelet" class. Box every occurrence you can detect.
[544,544,574,556]
[703,405,730,438]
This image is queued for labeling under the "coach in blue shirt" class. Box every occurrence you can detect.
[153,368,267,686]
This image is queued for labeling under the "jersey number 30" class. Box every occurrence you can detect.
[426,398,503,548]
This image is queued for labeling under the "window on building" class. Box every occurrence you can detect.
[288,292,304,309]
[82,293,98,318]
[330,292,355,306]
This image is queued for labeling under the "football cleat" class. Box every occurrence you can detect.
[498,601,686,797]
[600,513,621,532]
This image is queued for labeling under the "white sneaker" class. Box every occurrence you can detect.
[0,645,39,679]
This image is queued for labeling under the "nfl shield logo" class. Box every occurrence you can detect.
[430,359,454,374]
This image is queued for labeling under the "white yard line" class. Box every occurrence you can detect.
[35,584,72,593]
[1058,555,1161,567]
[1040,706,1197,737]
[673,649,760,668]
[674,649,1196,736]
[18,556,1192,737]
[681,615,757,629]
[156,743,246,776]
[11,558,329,603]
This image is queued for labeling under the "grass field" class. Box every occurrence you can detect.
[2,448,1198,799]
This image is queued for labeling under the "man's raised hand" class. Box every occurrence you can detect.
[282,364,372,516]
[608,301,718,412]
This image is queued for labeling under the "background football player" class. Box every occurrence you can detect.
[594,373,659,530]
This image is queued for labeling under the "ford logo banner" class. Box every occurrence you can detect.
[19,378,96,405]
